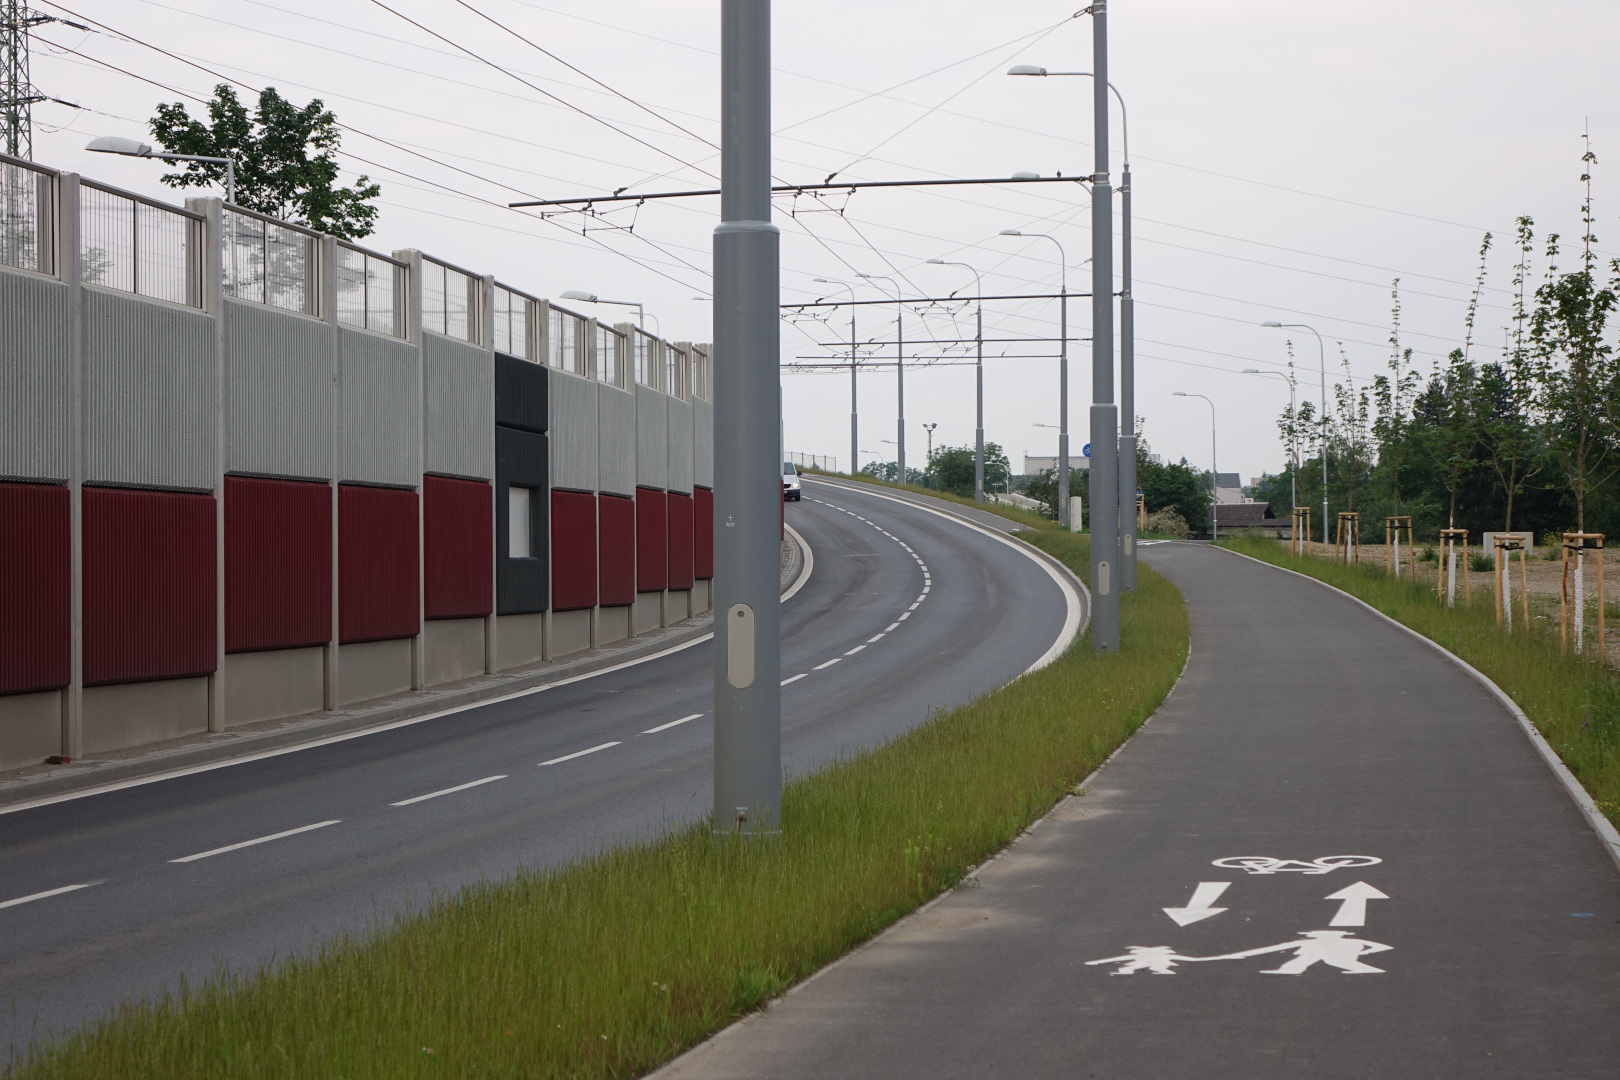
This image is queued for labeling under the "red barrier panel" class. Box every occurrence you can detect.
[668,492,694,591]
[0,482,70,694]
[339,484,420,643]
[598,493,636,607]
[424,475,493,619]
[83,486,216,685]
[636,487,668,593]
[225,476,331,653]
[551,490,598,611]
[694,486,714,580]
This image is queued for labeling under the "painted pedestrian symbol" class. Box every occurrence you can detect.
[1084,946,1189,975]
[1209,931,1393,974]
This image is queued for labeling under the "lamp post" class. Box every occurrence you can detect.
[1008,64,1134,589]
[814,277,858,477]
[560,290,660,336]
[1262,322,1327,544]
[711,0,780,835]
[922,422,938,471]
[1172,391,1218,540]
[1243,367,1298,512]
[998,229,1070,528]
[85,135,235,204]
[926,258,986,501]
[857,272,904,484]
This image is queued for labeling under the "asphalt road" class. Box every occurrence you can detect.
[0,480,1072,1057]
[656,541,1620,1080]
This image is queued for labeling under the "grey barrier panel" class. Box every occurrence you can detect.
[596,382,636,497]
[339,326,419,489]
[494,351,548,434]
[547,367,598,493]
[635,382,668,491]
[667,395,694,495]
[224,297,332,481]
[0,267,71,482]
[83,287,216,490]
[495,425,549,614]
[424,332,494,482]
[693,396,714,490]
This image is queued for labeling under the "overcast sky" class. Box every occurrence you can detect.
[26,0,1620,487]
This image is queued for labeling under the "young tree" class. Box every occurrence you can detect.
[1328,347,1371,512]
[1416,351,1483,528]
[1371,280,1423,515]
[1481,218,1546,530]
[150,84,381,239]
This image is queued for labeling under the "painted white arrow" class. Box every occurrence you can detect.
[1163,881,1232,926]
[1326,881,1389,926]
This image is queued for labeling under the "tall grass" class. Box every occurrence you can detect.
[13,533,1188,1080]
[1223,536,1620,822]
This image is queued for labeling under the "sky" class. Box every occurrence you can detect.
[21,0,1620,488]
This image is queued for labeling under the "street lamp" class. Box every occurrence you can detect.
[1172,391,1218,540]
[926,258,986,501]
[1007,65,1135,593]
[1243,367,1298,513]
[814,277,859,477]
[922,422,938,469]
[85,135,235,204]
[1262,322,1327,544]
[560,290,659,336]
[857,272,905,484]
[998,229,1071,529]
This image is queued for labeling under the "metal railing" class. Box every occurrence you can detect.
[79,179,202,307]
[422,256,481,344]
[596,322,624,388]
[492,282,539,360]
[693,345,712,401]
[788,452,837,472]
[335,243,406,337]
[0,153,55,276]
[668,344,691,401]
[548,303,587,375]
[222,205,318,315]
[632,328,663,392]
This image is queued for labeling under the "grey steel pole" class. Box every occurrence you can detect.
[1089,0,1119,652]
[712,0,780,835]
[1264,322,1328,544]
[975,299,984,501]
[850,304,857,476]
[1059,277,1070,529]
[896,299,905,483]
[1118,161,1136,590]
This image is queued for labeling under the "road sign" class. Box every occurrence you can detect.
[1082,443,1091,457]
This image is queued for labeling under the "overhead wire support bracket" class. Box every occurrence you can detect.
[510,174,1089,209]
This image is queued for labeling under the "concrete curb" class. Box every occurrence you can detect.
[1214,543,1620,877]
[0,532,809,813]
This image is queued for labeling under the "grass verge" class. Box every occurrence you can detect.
[1221,536,1620,824]
[801,469,1052,531]
[15,533,1187,1080]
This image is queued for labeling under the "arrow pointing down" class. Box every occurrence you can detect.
[1163,881,1231,926]
[1326,881,1388,926]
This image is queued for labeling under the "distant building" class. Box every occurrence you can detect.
[1023,454,1087,474]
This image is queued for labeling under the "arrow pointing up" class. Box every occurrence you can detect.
[1326,881,1389,926]
[1163,881,1231,926]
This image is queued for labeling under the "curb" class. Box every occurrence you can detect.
[0,532,809,813]
[1214,543,1620,877]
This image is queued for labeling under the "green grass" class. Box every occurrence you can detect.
[1221,535,1620,824]
[13,533,1188,1080]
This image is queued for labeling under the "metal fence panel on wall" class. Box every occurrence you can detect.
[79,181,202,308]
[0,154,55,276]
[222,207,317,315]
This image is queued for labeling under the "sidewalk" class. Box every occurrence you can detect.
[653,542,1620,1079]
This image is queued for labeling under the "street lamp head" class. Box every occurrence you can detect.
[1011,171,1040,180]
[813,277,835,283]
[925,259,945,265]
[1260,321,1283,328]
[1172,391,1189,397]
[560,290,597,302]
[1007,64,1048,76]
[1242,368,1260,373]
[85,135,155,158]
[998,229,1023,237]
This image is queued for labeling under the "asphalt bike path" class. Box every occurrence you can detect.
[656,541,1620,1080]
[0,484,1070,1055]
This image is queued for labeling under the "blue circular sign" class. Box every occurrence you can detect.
[1082,443,1091,457]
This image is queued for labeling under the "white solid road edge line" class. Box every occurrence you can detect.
[806,479,1086,674]
[538,741,621,767]
[390,774,507,807]
[2,526,819,819]
[170,819,341,864]
[1217,545,1620,877]
[643,713,705,734]
[780,673,808,685]
[0,880,103,911]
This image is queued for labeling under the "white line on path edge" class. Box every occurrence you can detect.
[643,713,704,734]
[538,741,621,767]
[170,820,341,864]
[391,775,507,806]
[0,881,102,910]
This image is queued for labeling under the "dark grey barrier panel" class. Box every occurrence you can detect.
[496,424,549,614]
[495,351,548,434]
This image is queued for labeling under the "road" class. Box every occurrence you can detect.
[0,479,1074,1056]
[655,541,1620,1080]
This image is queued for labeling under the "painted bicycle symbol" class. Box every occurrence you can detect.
[1211,855,1382,876]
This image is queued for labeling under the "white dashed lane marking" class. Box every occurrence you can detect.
[391,775,507,806]
[538,742,620,767]
[170,820,342,864]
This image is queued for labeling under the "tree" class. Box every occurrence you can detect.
[150,84,381,239]
[926,443,1011,497]
[1481,218,1547,531]
[1416,351,1483,528]
[1139,455,1209,534]
[1371,280,1423,516]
